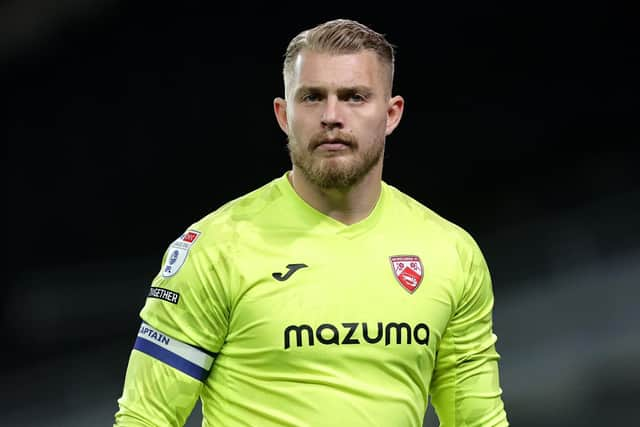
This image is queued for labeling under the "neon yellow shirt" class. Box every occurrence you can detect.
[114,171,508,427]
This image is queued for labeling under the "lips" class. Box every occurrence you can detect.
[319,139,350,146]
[312,136,353,150]
[313,140,352,153]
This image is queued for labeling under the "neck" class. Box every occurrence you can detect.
[288,166,382,225]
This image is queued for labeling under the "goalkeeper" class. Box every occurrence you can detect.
[114,18,509,427]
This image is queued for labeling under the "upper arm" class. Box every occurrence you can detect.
[430,237,508,426]
[114,227,229,426]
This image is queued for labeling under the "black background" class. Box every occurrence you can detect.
[3,1,639,425]
[6,1,638,277]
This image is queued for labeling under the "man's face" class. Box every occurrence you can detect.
[280,50,397,189]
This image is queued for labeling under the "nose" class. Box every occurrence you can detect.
[321,96,343,130]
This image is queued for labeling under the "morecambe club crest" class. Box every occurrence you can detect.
[390,255,424,294]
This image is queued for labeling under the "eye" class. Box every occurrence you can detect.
[348,93,366,103]
[301,93,321,102]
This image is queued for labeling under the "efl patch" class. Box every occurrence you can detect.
[148,286,180,304]
[390,255,424,294]
[162,229,201,278]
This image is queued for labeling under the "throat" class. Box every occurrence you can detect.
[288,170,381,225]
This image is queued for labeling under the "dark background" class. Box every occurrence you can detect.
[3,1,639,426]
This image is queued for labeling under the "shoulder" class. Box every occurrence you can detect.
[383,182,484,261]
[385,183,476,241]
[182,175,287,248]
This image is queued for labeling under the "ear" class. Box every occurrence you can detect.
[273,97,289,135]
[385,95,404,136]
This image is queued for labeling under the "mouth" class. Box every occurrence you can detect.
[313,138,353,152]
[318,141,350,151]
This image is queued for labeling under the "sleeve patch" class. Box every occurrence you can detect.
[162,229,201,278]
[134,322,215,381]
[148,286,180,304]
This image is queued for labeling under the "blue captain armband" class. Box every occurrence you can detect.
[134,322,215,381]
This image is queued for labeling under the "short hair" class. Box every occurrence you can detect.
[282,19,396,95]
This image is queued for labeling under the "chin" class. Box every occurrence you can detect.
[311,165,363,189]
[316,158,353,174]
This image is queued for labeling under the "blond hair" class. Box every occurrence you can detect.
[282,19,396,94]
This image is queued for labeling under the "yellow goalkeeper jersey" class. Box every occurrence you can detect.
[114,171,508,427]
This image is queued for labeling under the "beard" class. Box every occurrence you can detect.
[287,130,385,189]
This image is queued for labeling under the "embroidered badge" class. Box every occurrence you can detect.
[161,229,201,278]
[389,255,424,294]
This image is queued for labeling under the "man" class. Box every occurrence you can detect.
[114,18,509,427]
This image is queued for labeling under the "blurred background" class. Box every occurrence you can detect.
[3,1,639,426]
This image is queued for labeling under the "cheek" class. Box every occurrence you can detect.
[289,119,306,140]
[357,113,386,137]
[290,111,318,137]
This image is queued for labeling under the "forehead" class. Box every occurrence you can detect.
[289,49,386,90]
